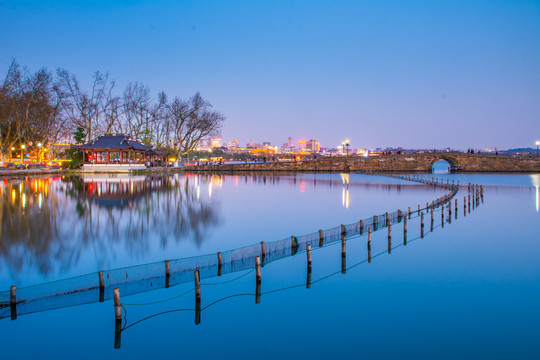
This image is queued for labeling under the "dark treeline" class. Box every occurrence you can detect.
[0,59,225,161]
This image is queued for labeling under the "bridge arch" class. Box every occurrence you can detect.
[429,156,461,172]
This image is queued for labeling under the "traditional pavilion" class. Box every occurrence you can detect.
[77,134,168,172]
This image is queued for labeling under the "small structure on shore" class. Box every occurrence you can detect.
[77,134,168,172]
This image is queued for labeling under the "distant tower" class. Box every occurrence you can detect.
[288,137,292,147]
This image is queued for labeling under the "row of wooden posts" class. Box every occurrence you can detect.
[108,175,483,324]
[6,174,483,331]
[115,173,482,348]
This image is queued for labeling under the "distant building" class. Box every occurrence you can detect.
[197,138,212,151]
[280,144,295,153]
[227,140,239,149]
[299,141,306,151]
[211,138,222,149]
[306,139,320,152]
[246,141,264,149]
[288,137,293,147]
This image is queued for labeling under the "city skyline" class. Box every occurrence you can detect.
[1,0,539,149]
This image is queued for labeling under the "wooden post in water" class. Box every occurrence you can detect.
[318,229,324,247]
[194,270,201,302]
[385,212,389,227]
[397,209,402,223]
[255,256,262,284]
[367,228,372,263]
[417,204,420,215]
[113,288,122,321]
[420,212,424,238]
[10,285,16,320]
[455,199,458,214]
[306,244,312,269]
[194,270,201,325]
[387,223,392,254]
[373,215,378,231]
[464,196,467,216]
[99,270,105,302]
[255,256,262,302]
[341,224,346,235]
[430,209,434,231]
[359,220,364,235]
[468,194,471,213]
[165,260,170,288]
[408,206,411,219]
[403,217,407,245]
[341,234,346,274]
[217,252,222,276]
[441,205,445,227]
[306,263,312,289]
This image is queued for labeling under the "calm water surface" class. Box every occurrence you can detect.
[1,172,539,359]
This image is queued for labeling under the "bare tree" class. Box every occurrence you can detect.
[56,69,114,142]
[151,91,170,149]
[122,82,153,144]
[1,62,226,162]
[166,92,224,158]
[0,60,55,162]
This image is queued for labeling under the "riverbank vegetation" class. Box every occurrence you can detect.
[0,59,225,163]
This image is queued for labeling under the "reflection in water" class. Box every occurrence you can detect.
[341,174,350,209]
[0,174,221,277]
[0,172,443,284]
[531,175,540,212]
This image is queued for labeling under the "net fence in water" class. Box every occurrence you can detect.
[0,174,462,320]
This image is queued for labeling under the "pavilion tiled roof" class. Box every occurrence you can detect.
[146,149,169,156]
[77,134,152,151]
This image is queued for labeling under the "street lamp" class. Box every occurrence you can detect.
[20,144,25,164]
[536,141,539,157]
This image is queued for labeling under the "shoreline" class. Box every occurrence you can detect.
[1,166,540,179]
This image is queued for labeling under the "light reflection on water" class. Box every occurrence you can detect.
[1,172,539,359]
[0,173,449,287]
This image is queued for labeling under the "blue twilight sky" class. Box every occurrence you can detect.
[1,0,539,149]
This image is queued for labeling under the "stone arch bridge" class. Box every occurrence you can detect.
[191,153,540,173]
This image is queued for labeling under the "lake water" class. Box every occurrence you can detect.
[1,172,539,359]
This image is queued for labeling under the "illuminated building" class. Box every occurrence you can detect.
[306,139,320,152]
[227,140,239,149]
